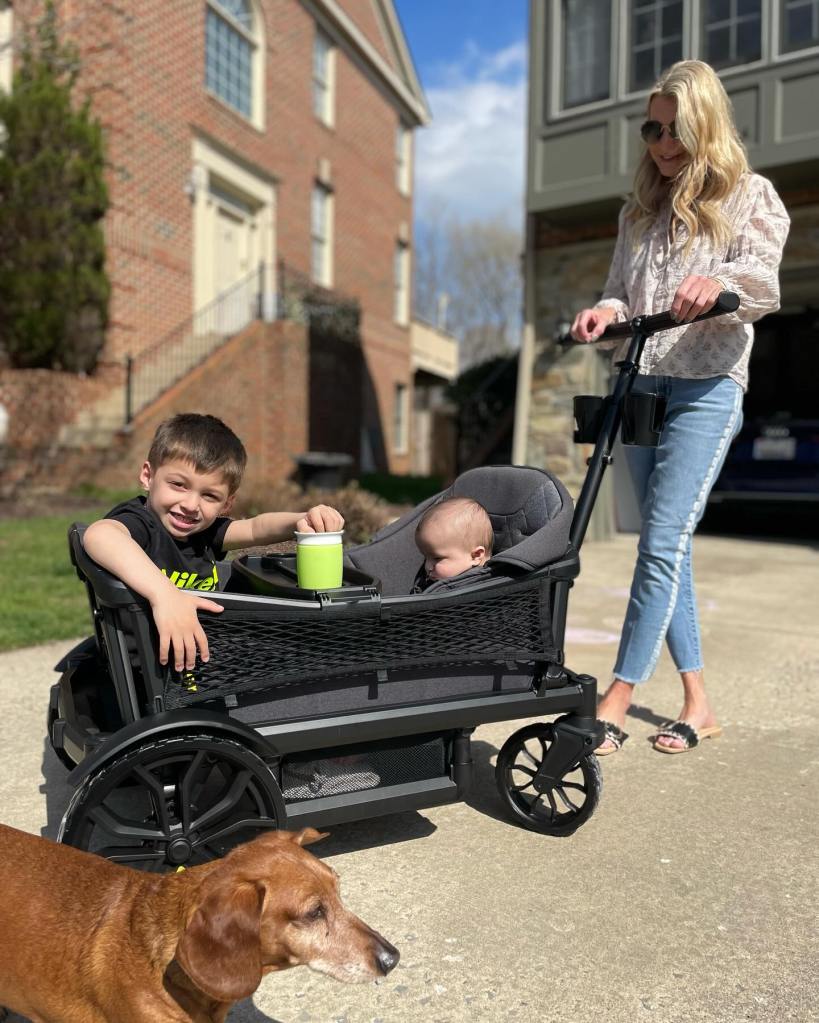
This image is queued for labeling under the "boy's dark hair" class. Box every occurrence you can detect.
[147,414,247,494]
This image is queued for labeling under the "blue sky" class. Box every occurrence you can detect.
[393,1,528,227]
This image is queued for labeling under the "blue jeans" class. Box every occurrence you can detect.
[613,375,744,684]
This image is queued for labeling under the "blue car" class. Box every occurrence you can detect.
[709,415,819,504]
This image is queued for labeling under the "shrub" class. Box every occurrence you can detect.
[0,1,110,372]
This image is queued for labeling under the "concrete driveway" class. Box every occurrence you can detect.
[1,532,817,1023]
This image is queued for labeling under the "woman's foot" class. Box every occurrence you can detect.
[596,679,635,753]
[654,670,718,751]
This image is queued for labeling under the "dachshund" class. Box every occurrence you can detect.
[0,823,398,1023]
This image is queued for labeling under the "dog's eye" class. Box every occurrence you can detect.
[305,903,325,921]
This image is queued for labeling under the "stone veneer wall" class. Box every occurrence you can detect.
[524,236,619,542]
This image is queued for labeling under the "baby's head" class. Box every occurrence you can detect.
[139,414,248,540]
[415,497,494,582]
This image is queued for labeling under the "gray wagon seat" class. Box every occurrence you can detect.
[214,465,578,724]
[346,464,574,596]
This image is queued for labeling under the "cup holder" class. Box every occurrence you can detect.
[573,395,608,443]
[621,392,667,447]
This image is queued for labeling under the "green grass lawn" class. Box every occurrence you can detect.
[0,490,135,652]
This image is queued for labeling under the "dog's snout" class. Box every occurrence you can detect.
[375,938,400,975]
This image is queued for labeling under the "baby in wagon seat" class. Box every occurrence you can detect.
[412,497,494,593]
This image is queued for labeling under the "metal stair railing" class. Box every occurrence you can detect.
[125,263,266,423]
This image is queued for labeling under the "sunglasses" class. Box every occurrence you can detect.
[640,119,679,143]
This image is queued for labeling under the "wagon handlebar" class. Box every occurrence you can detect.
[558,290,740,346]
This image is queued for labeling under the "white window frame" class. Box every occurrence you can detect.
[0,1,12,95]
[312,27,336,127]
[779,0,819,54]
[393,241,410,326]
[627,0,685,94]
[311,183,334,287]
[699,0,763,70]
[393,382,409,454]
[205,0,266,129]
[396,121,412,195]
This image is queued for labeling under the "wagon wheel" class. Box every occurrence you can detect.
[495,722,602,837]
[59,733,284,871]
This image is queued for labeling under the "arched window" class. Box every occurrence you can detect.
[205,0,263,123]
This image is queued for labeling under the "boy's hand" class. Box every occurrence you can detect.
[150,586,224,671]
[296,504,345,533]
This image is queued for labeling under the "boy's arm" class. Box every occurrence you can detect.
[221,504,344,550]
[82,519,223,671]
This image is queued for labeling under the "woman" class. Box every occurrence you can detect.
[571,60,789,754]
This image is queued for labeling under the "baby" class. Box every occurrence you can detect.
[413,497,494,592]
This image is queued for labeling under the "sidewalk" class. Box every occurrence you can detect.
[1,532,817,1023]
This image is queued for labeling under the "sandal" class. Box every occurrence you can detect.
[653,720,723,754]
[596,720,629,756]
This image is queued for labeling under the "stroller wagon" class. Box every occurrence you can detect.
[49,294,739,868]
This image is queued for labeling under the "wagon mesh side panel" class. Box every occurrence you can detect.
[163,580,556,709]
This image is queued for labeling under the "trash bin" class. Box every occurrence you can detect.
[294,451,354,489]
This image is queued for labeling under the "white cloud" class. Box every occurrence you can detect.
[414,41,527,227]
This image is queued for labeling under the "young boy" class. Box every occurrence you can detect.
[412,497,493,592]
[83,413,344,672]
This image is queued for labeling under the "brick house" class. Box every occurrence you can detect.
[0,0,434,494]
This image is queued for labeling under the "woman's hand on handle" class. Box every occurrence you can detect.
[671,275,725,323]
[570,306,617,342]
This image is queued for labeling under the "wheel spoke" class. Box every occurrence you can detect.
[189,769,254,833]
[132,764,173,836]
[96,846,167,864]
[544,787,558,818]
[88,804,168,842]
[195,816,278,850]
[520,748,540,770]
[511,764,536,779]
[178,750,208,833]
[555,785,580,813]
[560,780,587,794]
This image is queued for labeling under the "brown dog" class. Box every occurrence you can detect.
[0,823,398,1023]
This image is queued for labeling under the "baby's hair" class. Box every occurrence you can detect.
[417,497,494,555]
[146,413,247,494]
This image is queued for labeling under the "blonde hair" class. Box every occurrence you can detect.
[416,497,494,555]
[629,60,750,255]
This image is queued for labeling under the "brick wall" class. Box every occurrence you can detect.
[0,320,308,497]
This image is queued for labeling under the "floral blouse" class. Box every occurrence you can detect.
[595,172,790,391]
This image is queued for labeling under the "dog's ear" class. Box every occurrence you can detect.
[176,879,264,1003]
[290,827,329,846]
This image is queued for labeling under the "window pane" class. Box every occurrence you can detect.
[562,0,611,108]
[661,39,682,69]
[706,24,731,65]
[634,9,655,45]
[662,2,683,36]
[737,0,761,16]
[633,47,656,90]
[736,17,762,61]
[707,0,731,21]
[784,2,818,51]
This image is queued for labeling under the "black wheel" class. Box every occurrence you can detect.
[495,722,602,836]
[59,733,284,871]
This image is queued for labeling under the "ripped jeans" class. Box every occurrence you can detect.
[613,374,744,684]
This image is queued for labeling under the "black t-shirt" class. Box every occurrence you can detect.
[105,496,232,592]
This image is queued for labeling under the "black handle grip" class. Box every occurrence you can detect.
[598,290,740,341]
